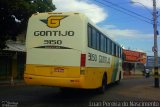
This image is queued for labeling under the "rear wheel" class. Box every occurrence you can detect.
[98,75,107,94]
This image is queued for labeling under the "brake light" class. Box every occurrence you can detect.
[80,54,86,67]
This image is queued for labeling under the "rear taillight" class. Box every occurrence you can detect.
[80,54,86,67]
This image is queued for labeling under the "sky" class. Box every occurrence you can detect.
[52,0,160,56]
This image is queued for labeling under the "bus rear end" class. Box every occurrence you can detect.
[24,12,87,88]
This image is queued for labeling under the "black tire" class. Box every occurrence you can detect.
[98,75,107,94]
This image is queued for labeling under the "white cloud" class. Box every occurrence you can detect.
[101,25,153,39]
[53,0,107,23]
[100,24,117,29]
[131,0,160,9]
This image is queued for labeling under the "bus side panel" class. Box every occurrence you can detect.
[111,57,118,82]
[85,49,123,88]
[110,57,123,83]
[85,48,113,88]
[105,56,120,84]
[84,67,104,88]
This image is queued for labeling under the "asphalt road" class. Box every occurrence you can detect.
[0,76,160,107]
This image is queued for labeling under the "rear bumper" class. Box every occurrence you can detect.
[24,73,87,89]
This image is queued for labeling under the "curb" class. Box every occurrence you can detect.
[123,75,144,79]
[0,80,26,87]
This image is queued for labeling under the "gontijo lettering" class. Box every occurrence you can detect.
[34,31,74,36]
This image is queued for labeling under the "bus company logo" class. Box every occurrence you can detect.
[41,16,68,28]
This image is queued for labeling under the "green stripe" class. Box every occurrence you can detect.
[111,57,119,82]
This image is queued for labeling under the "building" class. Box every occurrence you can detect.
[0,34,26,81]
[122,49,147,75]
[146,56,160,75]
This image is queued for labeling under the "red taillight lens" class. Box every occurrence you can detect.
[80,54,86,67]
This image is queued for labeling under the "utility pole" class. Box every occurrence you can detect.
[153,0,159,88]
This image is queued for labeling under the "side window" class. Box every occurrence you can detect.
[116,45,118,57]
[92,28,97,49]
[88,24,121,57]
[109,40,112,55]
[119,47,122,58]
[117,46,120,57]
[112,42,114,55]
[104,37,106,53]
[100,34,104,52]
[114,43,116,56]
[106,38,108,53]
[88,25,92,47]
[120,48,122,58]
[96,32,100,50]
[107,39,109,54]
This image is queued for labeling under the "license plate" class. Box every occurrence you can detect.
[54,68,64,73]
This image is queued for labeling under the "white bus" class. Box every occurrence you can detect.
[24,12,123,93]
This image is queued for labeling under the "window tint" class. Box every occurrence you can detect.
[104,38,107,53]
[105,38,108,53]
[114,43,116,56]
[109,40,112,54]
[96,32,100,50]
[100,34,104,52]
[88,26,92,47]
[116,45,118,57]
[112,42,114,55]
[88,24,122,56]
[92,28,97,49]
[120,48,122,58]
[117,46,120,57]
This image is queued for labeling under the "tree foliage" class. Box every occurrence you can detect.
[0,0,56,49]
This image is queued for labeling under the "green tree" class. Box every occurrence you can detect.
[0,0,56,49]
